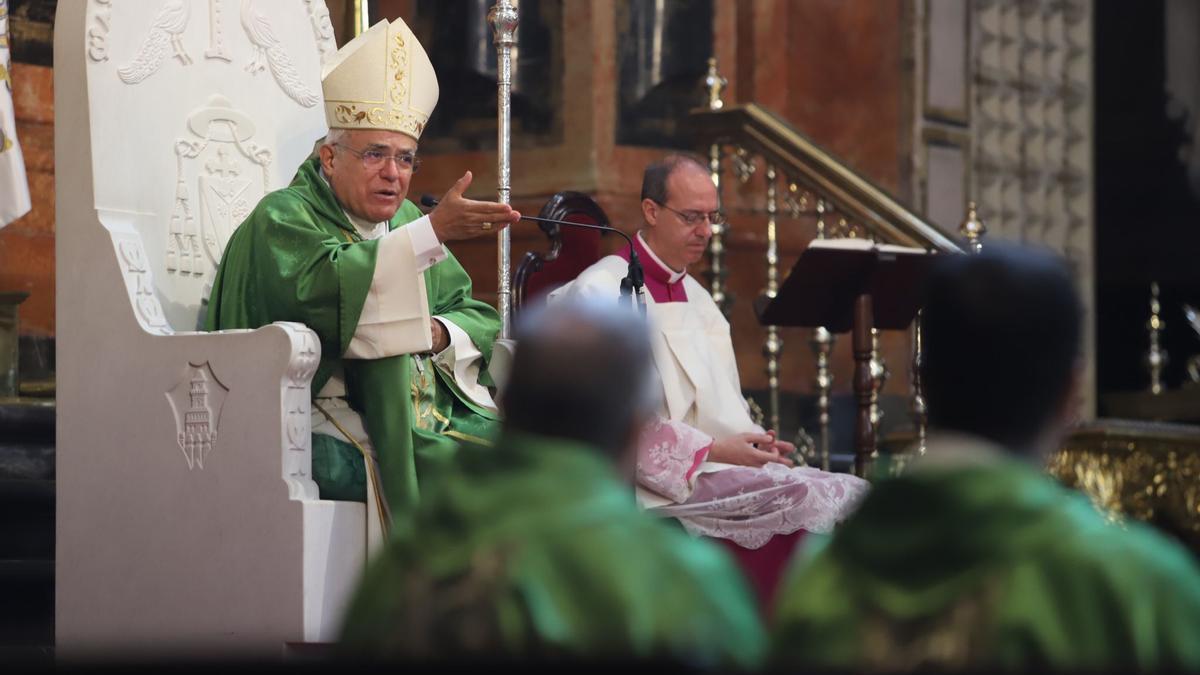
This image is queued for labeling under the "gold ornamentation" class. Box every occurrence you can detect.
[1147,282,1167,395]
[1048,420,1200,549]
[960,201,986,254]
[334,103,385,126]
[860,577,1001,670]
[390,31,408,109]
[704,57,726,111]
[411,359,450,433]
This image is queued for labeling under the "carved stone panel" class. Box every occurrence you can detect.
[915,0,1095,412]
[165,361,229,470]
[167,94,272,281]
[85,0,327,332]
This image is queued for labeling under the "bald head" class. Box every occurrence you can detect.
[502,300,659,458]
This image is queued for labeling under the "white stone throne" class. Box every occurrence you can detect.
[55,1,367,656]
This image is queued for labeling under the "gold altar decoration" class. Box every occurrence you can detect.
[1048,419,1200,550]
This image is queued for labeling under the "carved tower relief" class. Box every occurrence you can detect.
[166,361,229,470]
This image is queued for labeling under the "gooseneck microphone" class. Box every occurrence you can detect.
[420,194,645,313]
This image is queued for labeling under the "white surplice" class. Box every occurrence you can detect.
[556,237,867,548]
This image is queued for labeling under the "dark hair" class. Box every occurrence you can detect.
[501,300,658,456]
[921,244,1083,451]
[640,154,709,204]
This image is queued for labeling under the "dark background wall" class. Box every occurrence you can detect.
[1094,0,1200,398]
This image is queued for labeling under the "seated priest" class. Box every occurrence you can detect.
[338,299,766,668]
[205,18,519,521]
[772,244,1200,671]
[554,155,868,553]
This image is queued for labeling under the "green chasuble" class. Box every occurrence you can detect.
[340,431,767,668]
[772,455,1200,671]
[205,157,500,512]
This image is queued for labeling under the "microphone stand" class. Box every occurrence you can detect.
[420,196,646,314]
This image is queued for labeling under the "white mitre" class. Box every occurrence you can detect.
[321,17,439,140]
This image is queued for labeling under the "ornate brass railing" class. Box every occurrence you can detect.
[690,59,964,472]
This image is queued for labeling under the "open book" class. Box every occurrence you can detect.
[806,237,929,256]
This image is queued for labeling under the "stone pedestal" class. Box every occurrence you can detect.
[0,292,29,399]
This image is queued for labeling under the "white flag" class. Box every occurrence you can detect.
[0,0,31,229]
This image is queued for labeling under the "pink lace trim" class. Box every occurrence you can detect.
[636,417,870,549]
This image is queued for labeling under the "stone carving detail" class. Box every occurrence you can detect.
[241,0,320,108]
[116,237,172,334]
[165,361,229,470]
[287,328,320,386]
[87,0,113,63]
[204,0,232,62]
[279,323,320,483]
[167,95,272,278]
[971,0,1094,404]
[304,0,337,65]
[117,0,193,84]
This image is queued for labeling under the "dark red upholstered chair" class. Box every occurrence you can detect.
[513,191,612,316]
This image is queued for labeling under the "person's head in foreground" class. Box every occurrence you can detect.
[921,242,1083,457]
[338,299,766,667]
[500,297,661,472]
[771,243,1200,672]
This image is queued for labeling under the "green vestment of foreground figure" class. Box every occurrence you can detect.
[205,157,500,512]
[340,431,767,668]
[773,455,1200,671]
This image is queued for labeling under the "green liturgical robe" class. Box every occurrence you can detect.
[205,157,500,512]
[772,447,1200,671]
[340,431,767,668]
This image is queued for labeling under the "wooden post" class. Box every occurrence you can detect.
[853,292,876,476]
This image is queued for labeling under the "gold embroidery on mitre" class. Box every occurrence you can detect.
[322,18,436,138]
[390,32,408,109]
[334,103,386,127]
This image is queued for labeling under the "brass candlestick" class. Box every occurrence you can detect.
[960,201,986,254]
[702,58,729,315]
[1147,282,1167,395]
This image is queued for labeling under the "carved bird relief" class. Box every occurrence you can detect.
[117,0,193,84]
[240,0,320,107]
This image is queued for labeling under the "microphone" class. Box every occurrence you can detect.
[419,194,646,312]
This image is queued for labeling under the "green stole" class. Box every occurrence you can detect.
[339,430,767,667]
[205,157,501,513]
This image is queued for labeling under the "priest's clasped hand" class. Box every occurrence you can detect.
[428,171,522,242]
[709,431,796,468]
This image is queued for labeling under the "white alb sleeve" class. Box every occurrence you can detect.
[430,317,499,414]
[344,225,434,359]
[406,215,448,273]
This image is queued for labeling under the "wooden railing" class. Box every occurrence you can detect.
[688,60,967,473]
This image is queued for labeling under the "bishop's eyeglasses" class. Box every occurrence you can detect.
[655,201,726,227]
[336,143,422,173]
